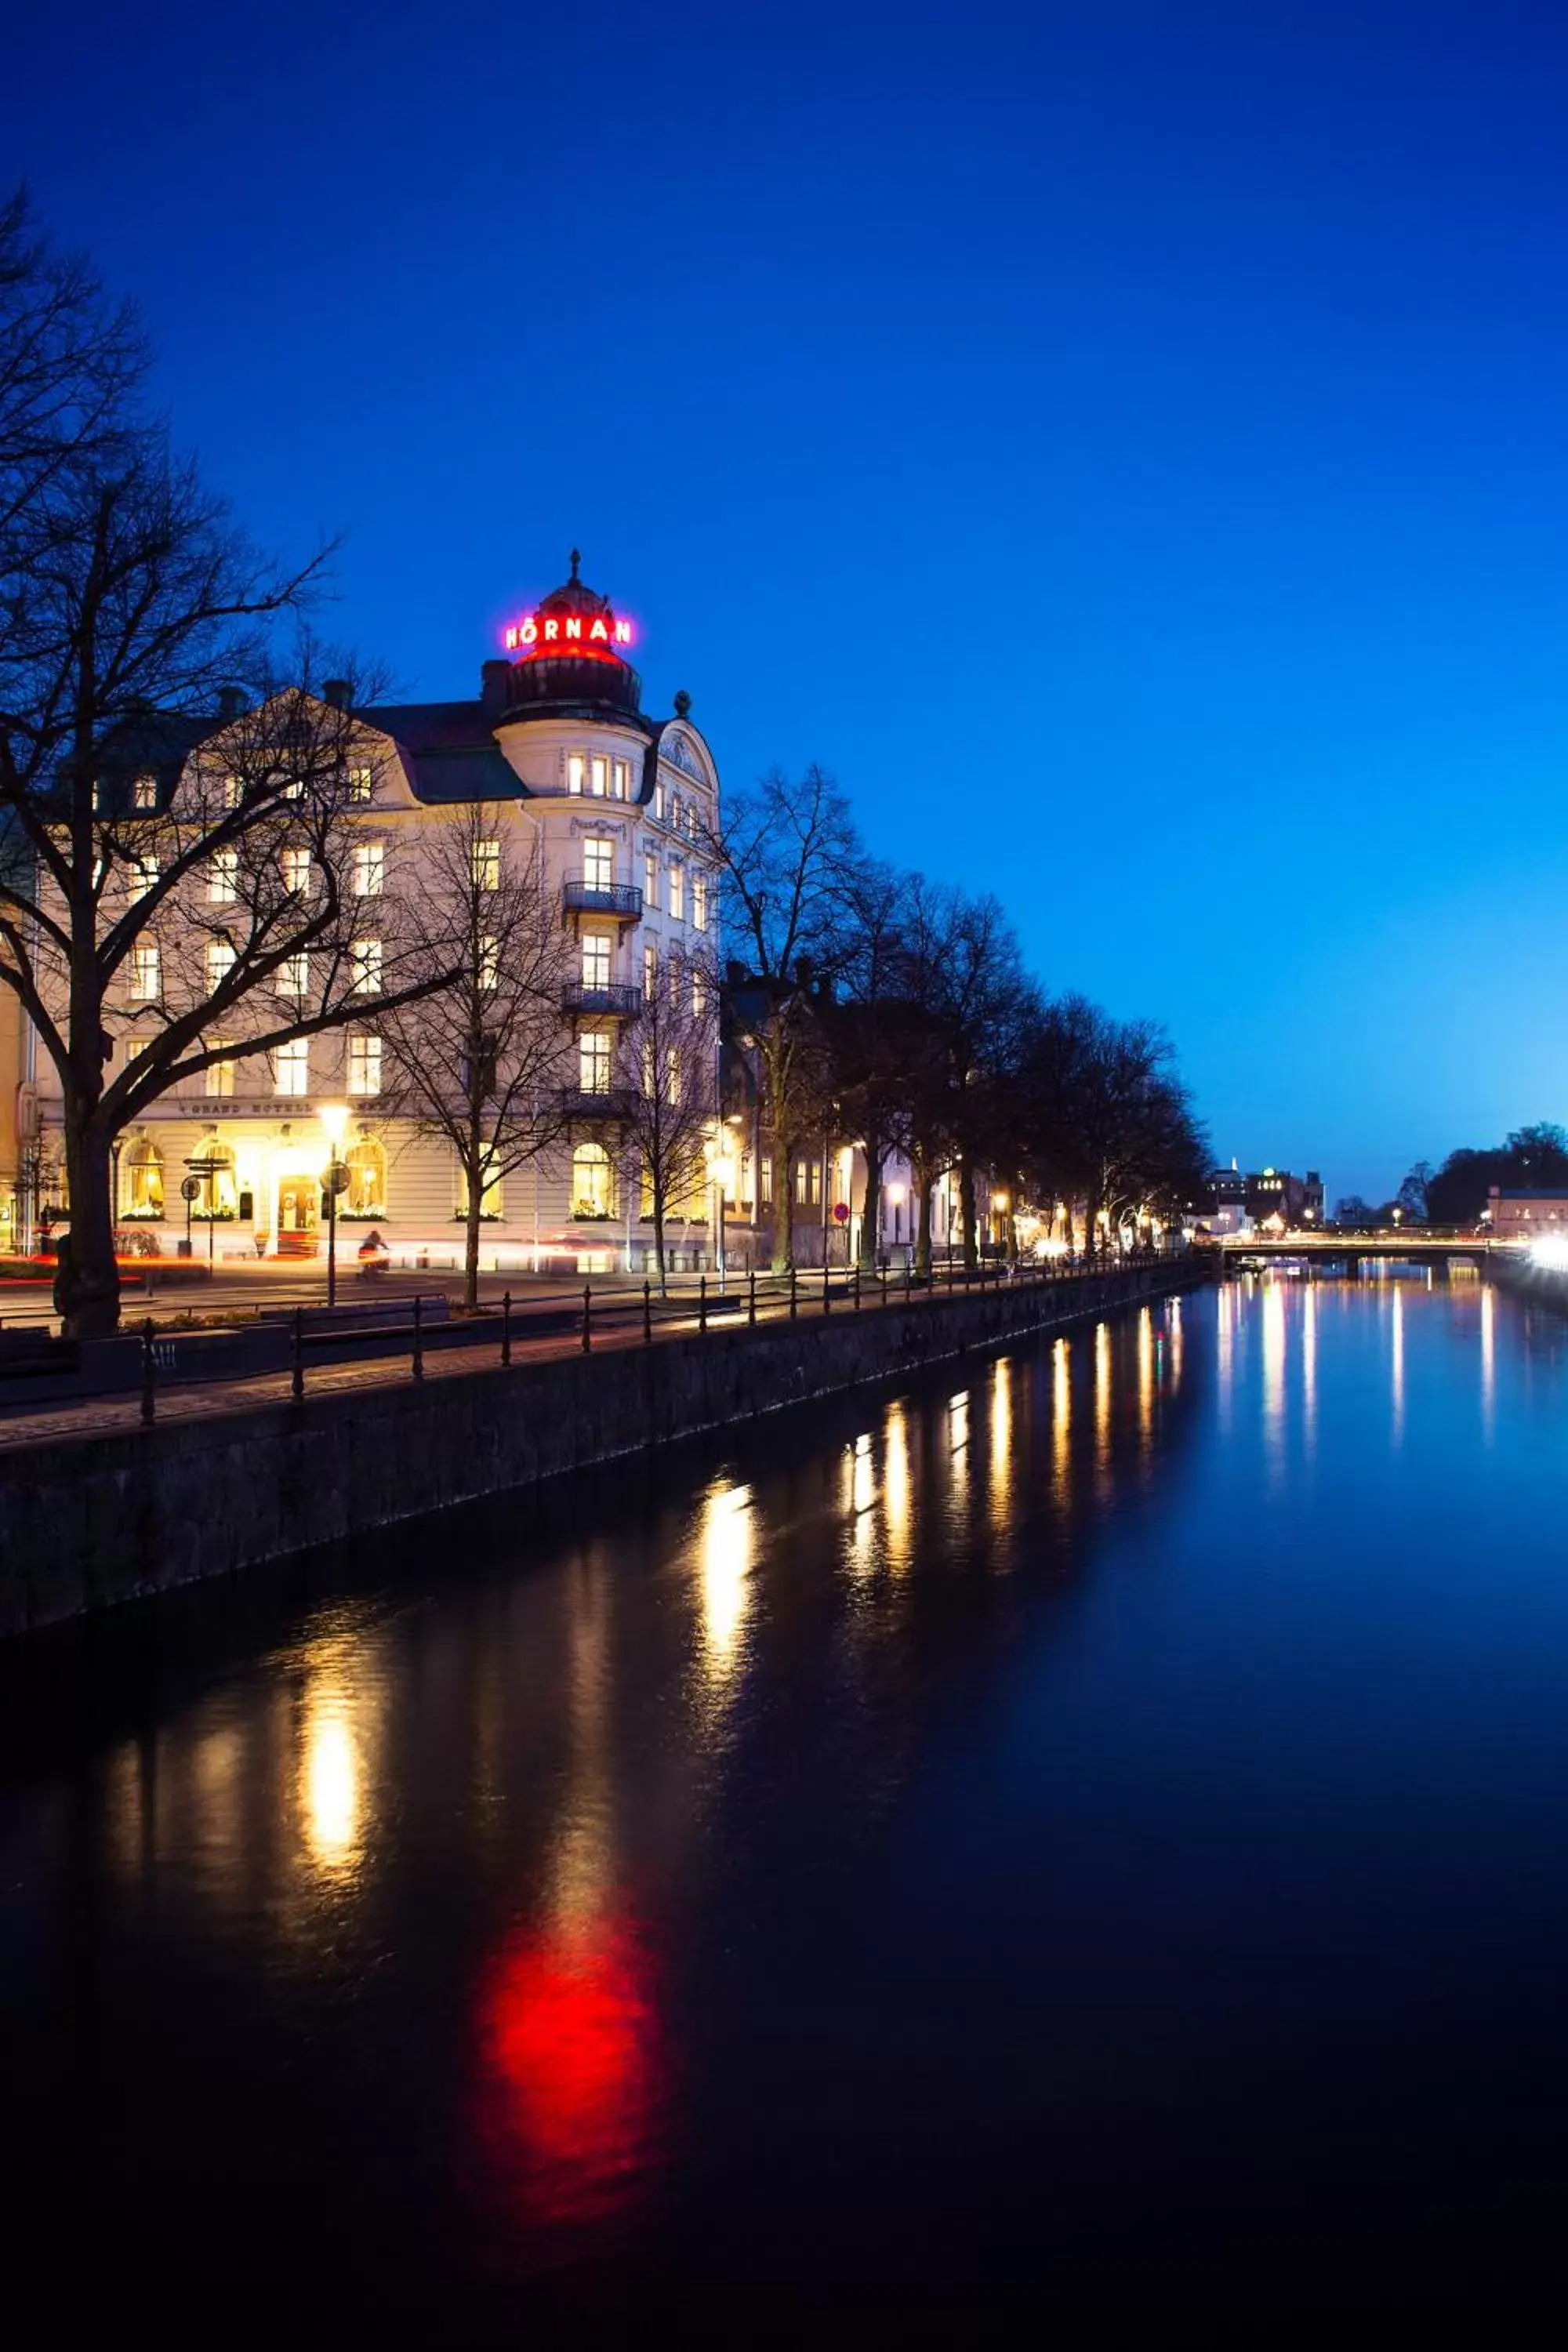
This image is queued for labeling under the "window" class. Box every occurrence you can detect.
[283,775,305,802]
[346,1135,386,1214]
[133,772,158,811]
[761,1156,773,1206]
[282,847,311,895]
[209,849,238,905]
[590,755,608,798]
[278,951,310,997]
[582,935,612,989]
[796,1160,808,1205]
[665,1045,682,1106]
[612,758,631,801]
[131,856,160,900]
[567,753,586,796]
[353,843,384,898]
[811,1160,822,1206]
[351,937,383,994]
[691,964,706,1017]
[223,773,241,811]
[205,1042,236,1098]
[670,861,684,922]
[347,765,374,804]
[471,838,500,891]
[692,875,707,931]
[643,851,659,908]
[579,1032,613,1094]
[122,1138,163,1218]
[207,938,235,991]
[456,1157,503,1219]
[643,943,657,1000]
[274,1038,310,1097]
[583,837,614,891]
[194,1141,238,1219]
[478,933,499,991]
[131,943,160,1001]
[572,1142,614,1218]
[683,802,696,840]
[652,779,665,821]
[666,953,682,1011]
[349,1033,383,1097]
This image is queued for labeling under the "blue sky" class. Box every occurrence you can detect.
[6,0,1567,1200]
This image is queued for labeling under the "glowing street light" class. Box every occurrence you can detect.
[319,1102,350,1309]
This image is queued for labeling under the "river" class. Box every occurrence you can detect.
[4,1276,1568,2336]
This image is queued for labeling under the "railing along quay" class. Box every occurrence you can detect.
[0,1250,1200,1439]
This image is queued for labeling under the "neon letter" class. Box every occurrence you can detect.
[544,619,559,641]
[590,617,609,642]
[520,617,538,645]
[614,619,632,644]
[565,617,582,640]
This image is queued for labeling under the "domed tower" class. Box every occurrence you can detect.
[494,550,644,723]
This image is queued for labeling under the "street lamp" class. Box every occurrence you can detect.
[706,1117,741,1288]
[319,1102,350,1309]
[992,1188,1010,1258]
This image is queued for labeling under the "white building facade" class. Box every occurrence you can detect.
[27,557,726,1274]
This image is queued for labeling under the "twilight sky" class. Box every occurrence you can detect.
[6,0,1567,1201]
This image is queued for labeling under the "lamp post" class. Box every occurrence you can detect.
[887,1180,906,1260]
[319,1102,350,1310]
[706,1117,741,1288]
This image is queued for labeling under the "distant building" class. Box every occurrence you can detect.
[1182,1163,1325,1236]
[1488,1187,1568,1242]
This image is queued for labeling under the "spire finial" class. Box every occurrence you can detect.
[569,547,581,581]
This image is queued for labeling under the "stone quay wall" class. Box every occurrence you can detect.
[0,1259,1208,1635]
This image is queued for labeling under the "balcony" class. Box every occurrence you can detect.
[563,877,642,919]
[562,979,643,1018]
[559,1087,637,1123]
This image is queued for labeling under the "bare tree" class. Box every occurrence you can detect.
[617,938,720,1291]
[0,196,450,1333]
[375,805,572,1308]
[702,764,862,1271]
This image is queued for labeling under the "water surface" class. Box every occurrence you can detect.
[5,1278,1568,2336]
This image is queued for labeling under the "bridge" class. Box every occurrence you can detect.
[1216,1229,1501,1273]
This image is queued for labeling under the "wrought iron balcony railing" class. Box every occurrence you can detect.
[558,1087,637,1123]
[562,878,642,918]
[561,980,643,1017]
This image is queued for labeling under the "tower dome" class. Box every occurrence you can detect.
[498,551,643,720]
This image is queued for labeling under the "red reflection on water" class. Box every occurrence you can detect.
[475,1916,661,2223]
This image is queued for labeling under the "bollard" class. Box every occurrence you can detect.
[412,1293,424,1381]
[822,1261,831,1315]
[699,1275,707,1334]
[501,1288,512,1368]
[581,1283,592,1353]
[853,1265,861,1311]
[880,1265,888,1308]
[905,1258,913,1301]
[748,1269,757,1327]
[644,1278,653,1344]
[789,1267,798,1319]
[140,1317,156,1425]
[291,1307,304,1403]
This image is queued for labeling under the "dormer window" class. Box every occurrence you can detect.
[347,765,374,804]
[133,773,158,811]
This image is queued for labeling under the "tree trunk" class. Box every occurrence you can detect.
[59,1110,119,1338]
[653,1196,669,1295]
[915,1165,935,1280]
[464,1192,482,1310]
[958,1146,979,1269]
[771,1134,797,1274]
[858,1128,883,1272]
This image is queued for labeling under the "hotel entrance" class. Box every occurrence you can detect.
[276,1171,320,1258]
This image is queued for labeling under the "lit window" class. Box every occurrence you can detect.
[471,838,500,891]
[643,943,656,1000]
[283,774,305,802]
[130,943,161,1001]
[347,765,374,804]
[274,1038,310,1097]
[223,774,241,811]
[691,964,706,1017]
[590,755,608,798]
[811,1161,822,1206]
[478,933,499,990]
[572,1142,614,1218]
[671,795,682,833]
[583,837,614,892]
[612,759,631,801]
[666,1045,682,1106]
[92,781,103,813]
[458,1157,503,1219]
[567,753,586,796]
[666,953,682,1011]
[278,951,310,996]
[652,780,665,821]
[133,773,158,811]
[670,861,684,921]
[579,1032,612,1094]
[349,1033,383,1097]
[643,851,659,908]
[282,848,311,895]
[346,1136,386,1214]
[122,1138,164,1216]
[353,843,384,898]
[351,937,383,994]
[582,935,612,989]
[209,850,238,904]
[761,1156,773,1206]
[207,938,235,991]
[796,1160,808,1204]
[691,875,707,931]
[132,856,160,899]
[205,1043,236,1098]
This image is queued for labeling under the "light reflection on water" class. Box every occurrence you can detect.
[9,1279,1568,2328]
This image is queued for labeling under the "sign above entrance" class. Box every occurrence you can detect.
[503,612,635,655]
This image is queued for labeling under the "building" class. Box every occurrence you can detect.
[1182,1163,1325,1236]
[0,982,26,1253]
[27,556,728,1272]
[1487,1187,1568,1243]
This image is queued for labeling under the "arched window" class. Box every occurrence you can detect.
[194,1140,237,1218]
[455,1157,503,1220]
[572,1142,614,1219]
[122,1136,164,1218]
[345,1136,387,1217]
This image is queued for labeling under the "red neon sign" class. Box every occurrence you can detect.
[503,612,634,655]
